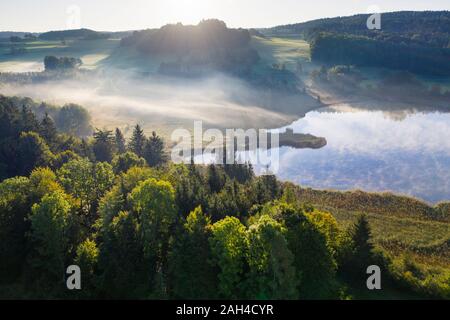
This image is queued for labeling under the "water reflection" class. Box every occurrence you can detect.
[265,106,450,203]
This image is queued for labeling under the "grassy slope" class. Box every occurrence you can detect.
[295,187,450,270]
[251,37,310,64]
[0,39,119,71]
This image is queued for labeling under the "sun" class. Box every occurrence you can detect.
[162,0,217,25]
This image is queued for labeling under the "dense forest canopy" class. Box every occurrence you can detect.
[269,11,450,48]
[0,94,449,299]
[44,56,83,71]
[268,11,450,75]
[121,19,260,76]
[38,28,110,41]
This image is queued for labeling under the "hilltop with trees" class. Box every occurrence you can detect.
[39,28,110,41]
[120,19,260,76]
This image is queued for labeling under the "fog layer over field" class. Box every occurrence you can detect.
[0,70,318,137]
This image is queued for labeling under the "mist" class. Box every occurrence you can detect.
[0,69,318,138]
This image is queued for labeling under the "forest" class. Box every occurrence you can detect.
[120,19,260,76]
[0,94,449,299]
[268,11,450,76]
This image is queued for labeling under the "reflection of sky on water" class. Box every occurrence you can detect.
[265,107,450,204]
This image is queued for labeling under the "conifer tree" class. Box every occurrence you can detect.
[115,128,126,154]
[40,113,58,145]
[143,131,167,167]
[129,124,146,157]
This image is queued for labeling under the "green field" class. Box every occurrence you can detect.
[251,36,311,71]
[0,39,119,72]
[327,207,450,266]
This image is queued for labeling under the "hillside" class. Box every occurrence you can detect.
[39,28,110,41]
[268,11,450,47]
[266,11,450,75]
[119,19,260,76]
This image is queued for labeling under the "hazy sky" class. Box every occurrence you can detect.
[1,0,450,32]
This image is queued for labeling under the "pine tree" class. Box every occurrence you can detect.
[40,113,57,145]
[169,206,217,299]
[16,132,53,176]
[29,191,71,285]
[80,138,94,161]
[350,214,374,267]
[207,164,225,193]
[143,131,167,167]
[338,214,375,284]
[93,129,115,163]
[129,124,146,157]
[115,128,126,154]
[19,105,40,133]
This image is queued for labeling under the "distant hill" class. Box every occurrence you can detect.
[269,11,450,48]
[39,28,110,40]
[0,32,39,40]
[267,11,450,76]
[120,19,260,76]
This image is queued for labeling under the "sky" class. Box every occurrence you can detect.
[1,0,450,32]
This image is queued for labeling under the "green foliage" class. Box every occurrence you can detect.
[55,104,92,137]
[98,211,146,298]
[29,167,62,202]
[278,204,338,299]
[74,239,99,297]
[389,255,450,299]
[128,124,145,157]
[207,164,226,193]
[121,19,259,76]
[39,113,58,146]
[246,215,298,299]
[169,206,217,299]
[209,216,248,298]
[111,151,146,174]
[310,32,450,76]
[44,56,82,71]
[273,11,450,75]
[0,93,448,299]
[338,214,376,284]
[306,210,341,256]
[295,187,449,222]
[130,178,177,260]
[57,158,114,216]
[0,177,30,281]
[93,129,115,163]
[143,131,167,167]
[252,175,281,205]
[29,191,71,287]
[114,128,126,154]
[17,132,53,176]
[39,28,108,41]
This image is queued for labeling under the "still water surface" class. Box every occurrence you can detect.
[270,106,450,203]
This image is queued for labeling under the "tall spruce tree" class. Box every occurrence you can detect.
[143,131,167,167]
[115,128,126,154]
[129,125,146,157]
[93,129,115,163]
[40,113,57,146]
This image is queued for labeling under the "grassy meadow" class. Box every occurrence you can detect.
[0,38,119,72]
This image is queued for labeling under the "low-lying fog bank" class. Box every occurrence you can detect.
[0,70,321,138]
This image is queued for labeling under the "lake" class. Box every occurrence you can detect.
[263,105,450,204]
